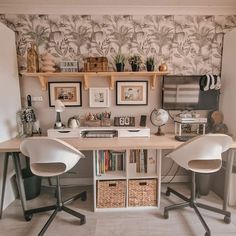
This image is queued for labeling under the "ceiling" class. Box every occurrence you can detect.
[0,0,236,15]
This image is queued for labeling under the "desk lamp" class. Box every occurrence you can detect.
[54,99,65,129]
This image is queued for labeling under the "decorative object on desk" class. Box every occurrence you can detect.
[40,52,56,72]
[84,57,108,72]
[27,42,39,73]
[128,55,142,71]
[116,81,148,105]
[68,115,80,129]
[17,95,37,137]
[146,56,155,71]
[114,116,135,126]
[140,115,147,127]
[113,53,125,72]
[89,88,109,108]
[158,62,168,72]
[84,111,111,127]
[60,61,78,72]
[54,99,65,129]
[48,81,82,107]
[150,108,169,136]
[208,110,229,134]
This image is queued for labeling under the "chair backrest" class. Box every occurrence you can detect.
[167,134,233,173]
[20,137,85,177]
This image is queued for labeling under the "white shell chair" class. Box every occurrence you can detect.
[164,134,233,236]
[20,137,87,236]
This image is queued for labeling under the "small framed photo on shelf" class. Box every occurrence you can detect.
[89,87,110,107]
[48,81,82,107]
[116,81,148,105]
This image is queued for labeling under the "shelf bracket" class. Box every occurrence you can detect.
[83,75,89,90]
[38,75,47,91]
[110,76,115,90]
[151,74,157,89]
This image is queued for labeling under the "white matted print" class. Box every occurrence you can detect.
[89,88,110,107]
[116,81,148,105]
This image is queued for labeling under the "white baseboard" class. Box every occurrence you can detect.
[42,175,189,187]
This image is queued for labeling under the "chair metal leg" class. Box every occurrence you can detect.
[38,208,59,236]
[0,153,9,219]
[193,204,211,236]
[25,205,57,215]
[196,202,231,217]
[166,187,190,202]
[62,206,86,224]
[164,202,190,212]
[63,191,87,205]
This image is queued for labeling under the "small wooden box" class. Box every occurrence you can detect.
[97,180,126,208]
[128,179,157,207]
[84,57,108,72]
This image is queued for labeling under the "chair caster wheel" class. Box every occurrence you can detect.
[205,232,211,236]
[80,217,86,225]
[224,215,231,224]
[24,213,33,222]
[166,190,170,197]
[164,210,169,219]
[81,192,87,202]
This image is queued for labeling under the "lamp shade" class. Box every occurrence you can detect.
[55,99,65,112]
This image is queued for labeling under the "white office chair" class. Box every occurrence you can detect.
[20,137,87,236]
[164,134,233,236]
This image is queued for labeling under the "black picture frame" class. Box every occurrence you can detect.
[48,81,82,107]
[116,80,148,106]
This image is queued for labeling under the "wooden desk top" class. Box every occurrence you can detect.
[1,134,236,153]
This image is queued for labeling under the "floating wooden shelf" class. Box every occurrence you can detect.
[21,71,168,91]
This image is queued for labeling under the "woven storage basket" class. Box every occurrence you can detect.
[128,179,157,207]
[97,180,126,208]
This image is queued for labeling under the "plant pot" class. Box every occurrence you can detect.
[116,63,125,72]
[131,64,140,72]
[146,63,155,71]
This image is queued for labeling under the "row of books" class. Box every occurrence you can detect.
[95,150,126,175]
[130,149,148,173]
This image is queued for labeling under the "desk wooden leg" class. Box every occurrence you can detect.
[12,152,27,215]
[223,149,235,211]
[0,153,10,219]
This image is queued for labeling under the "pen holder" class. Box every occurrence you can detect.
[101,118,111,127]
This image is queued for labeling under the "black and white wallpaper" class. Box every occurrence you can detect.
[1,14,236,75]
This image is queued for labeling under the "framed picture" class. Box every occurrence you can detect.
[48,81,82,107]
[116,81,148,105]
[89,87,109,107]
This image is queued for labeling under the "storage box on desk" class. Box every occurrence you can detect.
[128,178,157,207]
[84,57,108,72]
[97,180,126,208]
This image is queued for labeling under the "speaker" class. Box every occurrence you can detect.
[140,115,147,127]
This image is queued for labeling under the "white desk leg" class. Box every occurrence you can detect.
[223,149,235,211]
[12,152,27,215]
[93,150,97,212]
[156,149,162,208]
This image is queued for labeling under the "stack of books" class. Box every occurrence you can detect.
[95,150,126,176]
[130,149,148,173]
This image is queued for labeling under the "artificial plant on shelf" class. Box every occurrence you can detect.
[128,55,142,72]
[146,56,155,71]
[113,53,126,72]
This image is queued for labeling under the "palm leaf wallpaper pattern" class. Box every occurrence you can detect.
[0,14,236,75]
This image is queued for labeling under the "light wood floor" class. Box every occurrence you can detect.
[0,183,236,236]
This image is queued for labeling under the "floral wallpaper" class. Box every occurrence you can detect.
[0,14,236,75]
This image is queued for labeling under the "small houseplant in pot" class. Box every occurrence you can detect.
[128,55,142,71]
[146,56,155,71]
[114,53,125,72]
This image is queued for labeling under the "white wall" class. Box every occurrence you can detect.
[0,22,21,209]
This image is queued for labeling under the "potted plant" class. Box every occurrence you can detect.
[128,55,142,72]
[146,56,155,71]
[114,53,125,72]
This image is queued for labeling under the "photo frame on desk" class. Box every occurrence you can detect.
[48,81,82,107]
[89,87,109,107]
[116,81,148,105]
